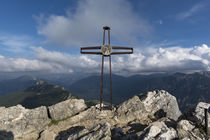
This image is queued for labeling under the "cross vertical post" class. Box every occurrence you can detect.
[100,55,104,110]
[109,55,112,110]
[80,26,133,110]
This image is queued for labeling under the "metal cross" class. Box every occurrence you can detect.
[80,26,133,110]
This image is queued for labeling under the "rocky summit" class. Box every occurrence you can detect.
[0,90,209,140]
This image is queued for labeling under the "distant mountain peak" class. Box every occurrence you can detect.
[35,80,46,85]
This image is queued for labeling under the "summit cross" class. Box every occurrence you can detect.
[80,26,133,110]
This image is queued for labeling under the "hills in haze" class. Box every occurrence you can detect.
[0,71,210,111]
[0,80,76,109]
[0,75,37,96]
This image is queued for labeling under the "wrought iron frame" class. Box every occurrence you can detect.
[80,26,133,110]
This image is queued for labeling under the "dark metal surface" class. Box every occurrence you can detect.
[80,46,101,50]
[80,26,133,110]
[109,55,112,110]
[103,26,110,30]
[80,46,102,54]
[111,52,133,55]
[100,55,104,110]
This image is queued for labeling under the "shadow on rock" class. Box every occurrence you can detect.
[154,109,166,120]
[111,123,148,140]
[128,123,147,134]
[0,130,14,140]
[55,126,85,140]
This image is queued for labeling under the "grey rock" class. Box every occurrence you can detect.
[38,130,56,140]
[139,119,178,140]
[55,126,86,140]
[66,123,111,140]
[177,120,205,140]
[117,95,147,122]
[194,102,210,126]
[80,123,111,140]
[111,123,146,140]
[0,105,50,139]
[117,90,181,122]
[139,90,182,121]
[47,104,115,139]
[48,98,87,120]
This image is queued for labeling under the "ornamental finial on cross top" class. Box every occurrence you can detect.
[80,26,133,110]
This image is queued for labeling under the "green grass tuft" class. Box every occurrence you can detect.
[48,120,59,127]
[197,124,206,134]
[48,115,72,127]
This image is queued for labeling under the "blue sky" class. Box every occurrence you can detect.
[0,0,210,74]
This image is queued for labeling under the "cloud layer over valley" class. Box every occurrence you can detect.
[0,44,210,75]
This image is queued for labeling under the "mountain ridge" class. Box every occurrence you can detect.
[1,71,210,112]
[67,72,210,111]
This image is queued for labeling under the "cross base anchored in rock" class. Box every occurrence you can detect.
[80,26,133,110]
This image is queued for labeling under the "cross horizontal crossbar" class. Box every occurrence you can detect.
[80,46,101,55]
[112,46,133,54]
[80,46,133,55]
[80,52,102,55]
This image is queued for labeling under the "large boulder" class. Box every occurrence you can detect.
[48,98,87,120]
[0,105,50,139]
[139,90,182,121]
[117,90,181,122]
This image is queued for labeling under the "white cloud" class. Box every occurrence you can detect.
[0,57,52,72]
[176,3,205,20]
[36,0,152,47]
[30,46,99,73]
[111,44,210,74]
[0,44,210,74]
